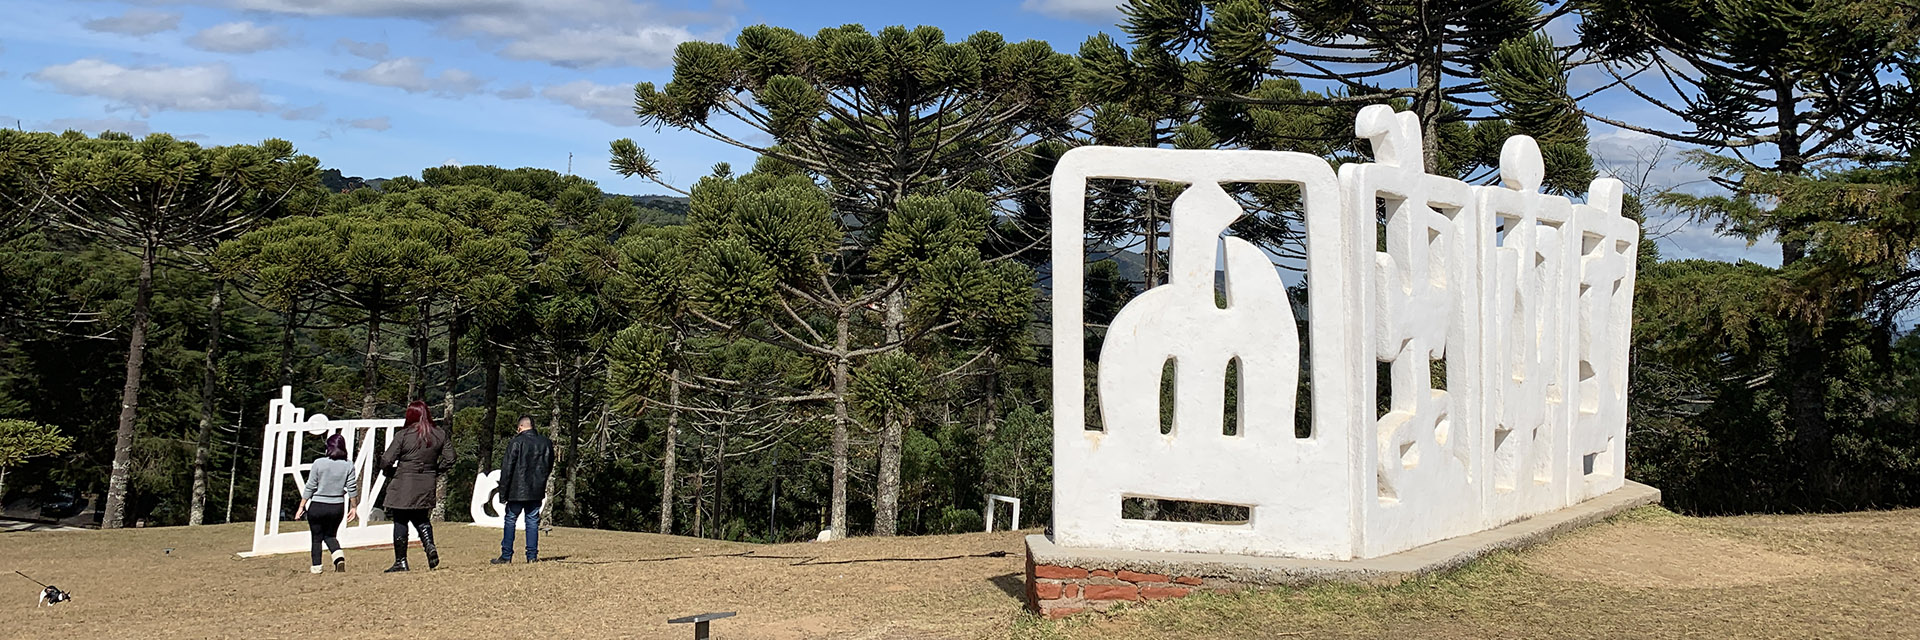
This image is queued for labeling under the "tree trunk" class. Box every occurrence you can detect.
[1144,185,1160,288]
[541,361,566,521]
[479,345,500,472]
[1771,81,1829,499]
[873,291,907,537]
[692,460,705,538]
[564,355,582,517]
[408,301,429,401]
[361,293,383,420]
[714,416,727,537]
[1416,50,1443,173]
[276,305,298,388]
[432,305,460,524]
[983,356,1000,442]
[874,408,902,536]
[829,307,852,539]
[659,367,680,535]
[103,242,157,529]
[189,282,226,526]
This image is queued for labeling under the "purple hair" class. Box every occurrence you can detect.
[324,434,348,460]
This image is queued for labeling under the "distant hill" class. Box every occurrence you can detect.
[626,195,688,216]
[315,169,688,223]
[318,169,372,193]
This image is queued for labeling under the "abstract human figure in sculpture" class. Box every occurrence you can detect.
[1099,181,1298,445]
[1345,105,1482,556]
[1571,180,1637,501]
[1481,135,1579,522]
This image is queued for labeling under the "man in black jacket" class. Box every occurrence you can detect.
[492,416,555,564]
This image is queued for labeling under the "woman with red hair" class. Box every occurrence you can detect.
[378,400,454,572]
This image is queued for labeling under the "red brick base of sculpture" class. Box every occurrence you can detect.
[1023,547,1234,619]
[1023,482,1665,619]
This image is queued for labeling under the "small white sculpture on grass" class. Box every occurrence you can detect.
[470,469,507,528]
[1050,105,1640,561]
[985,494,1021,532]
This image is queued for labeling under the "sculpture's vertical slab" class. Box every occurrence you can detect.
[1571,180,1638,502]
[1345,106,1487,558]
[1050,148,1354,559]
[1479,136,1581,525]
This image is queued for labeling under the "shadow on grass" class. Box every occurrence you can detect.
[988,572,1027,601]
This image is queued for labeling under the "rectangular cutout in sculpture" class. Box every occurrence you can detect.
[1051,105,1639,561]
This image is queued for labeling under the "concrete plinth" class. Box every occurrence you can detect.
[1025,481,1660,618]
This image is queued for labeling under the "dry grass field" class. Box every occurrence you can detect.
[4,506,1917,639]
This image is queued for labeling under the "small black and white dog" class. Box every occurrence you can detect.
[38,584,71,606]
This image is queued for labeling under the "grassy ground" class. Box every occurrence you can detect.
[4,506,1917,639]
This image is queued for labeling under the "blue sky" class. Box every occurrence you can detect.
[0,0,1777,265]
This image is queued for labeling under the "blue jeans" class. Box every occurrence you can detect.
[500,500,542,560]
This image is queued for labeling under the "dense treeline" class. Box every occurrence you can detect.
[0,0,1916,538]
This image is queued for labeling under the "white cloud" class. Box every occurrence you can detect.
[280,104,327,120]
[541,80,637,127]
[497,24,694,69]
[1021,0,1122,22]
[1588,127,1717,196]
[30,59,273,116]
[83,10,182,36]
[188,21,290,53]
[37,117,152,136]
[336,38,390,61]
[344,116,391,131]
[1655,224,1781,266]
[332,57,486,96]
[190,0,727,69]
[495,84,533,99]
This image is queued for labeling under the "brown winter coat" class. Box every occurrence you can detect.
[378,426,453,510]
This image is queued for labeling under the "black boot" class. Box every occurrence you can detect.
[385,528,410,572]
[419,522,440,570]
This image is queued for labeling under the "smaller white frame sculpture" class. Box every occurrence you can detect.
[243,387,400,557]
[470,469,507,528]
[985,494,1022,532]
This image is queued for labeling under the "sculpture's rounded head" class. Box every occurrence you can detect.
[1354,105,1423,168]
[1499,136,1544,193]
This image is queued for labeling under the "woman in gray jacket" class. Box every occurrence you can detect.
[296,433,359,573]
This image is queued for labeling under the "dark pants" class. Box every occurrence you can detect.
[500,500,542,560]
[389,507,436,561]
[307,501,344,566]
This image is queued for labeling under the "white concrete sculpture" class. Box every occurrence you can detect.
[244,388,514,556]
[1051,105,1639,561]
[985,494,1022,532]
[470,469,507,529]
[242,387,401,557]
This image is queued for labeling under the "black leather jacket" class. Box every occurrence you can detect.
[498,429,555,503]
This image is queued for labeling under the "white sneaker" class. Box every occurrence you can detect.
[310,565,324,574]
